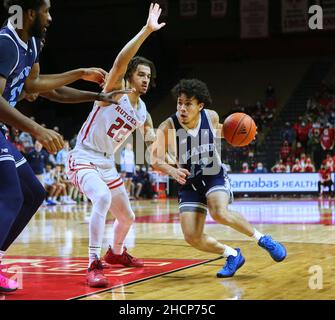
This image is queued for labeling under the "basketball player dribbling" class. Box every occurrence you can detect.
[66,3,165,287]
[152,79,287,278]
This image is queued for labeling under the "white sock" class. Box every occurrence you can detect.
[223,245,238,258]
[0,250,5,262]
[88,246,101,267]
[252,229,264,241]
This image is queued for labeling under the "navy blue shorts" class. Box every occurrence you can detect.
[125,172,133,179]
[178,168,233,214]
[0,131,27,168]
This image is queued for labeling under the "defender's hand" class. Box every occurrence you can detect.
[171,168,190,185]
[81,68,108,86]
[34,128,64,154]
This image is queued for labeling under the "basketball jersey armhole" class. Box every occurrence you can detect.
[0,34,19,77]
[204,109,216,136]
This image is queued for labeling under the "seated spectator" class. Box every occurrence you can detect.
[133,166,154,199]
[43,163,66,205]
[240,162,252,173]
[254,162,268,173]
[292,158,303,173]
[54,164,77,204]
[318,163,334,197]
[325,154,335,171]
[300,153,307,171]
[271,160,286,173]
[304,158,316,173]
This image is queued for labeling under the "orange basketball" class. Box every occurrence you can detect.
[223,112,257,147]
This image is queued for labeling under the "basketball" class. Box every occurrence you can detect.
[223,112,257,147]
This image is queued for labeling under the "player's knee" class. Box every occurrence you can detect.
[184,232,201,247]
[119,210,135,226]
[94,190,112,212]
[210,208,231,225]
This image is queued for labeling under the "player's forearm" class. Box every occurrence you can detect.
[40,86,100,104]
[0,96,41,135]
[105,26,153,91]
[24,69,86,94]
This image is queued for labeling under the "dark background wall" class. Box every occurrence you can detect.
[1,0,335,139]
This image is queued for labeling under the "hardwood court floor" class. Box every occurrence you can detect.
[3,197,335,300]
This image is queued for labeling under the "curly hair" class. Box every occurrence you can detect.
[124,56,157,89]
[171,79,212,107]
[3,0,45,11]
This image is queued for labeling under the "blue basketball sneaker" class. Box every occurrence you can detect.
[217,248,245,278]
[258,235,286,262]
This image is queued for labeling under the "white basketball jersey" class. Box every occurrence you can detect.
[76,94,147,154]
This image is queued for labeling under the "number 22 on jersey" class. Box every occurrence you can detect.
[107,117,133,143]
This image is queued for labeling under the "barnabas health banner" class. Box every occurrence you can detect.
[228,173,334,192]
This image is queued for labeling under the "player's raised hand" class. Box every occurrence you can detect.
[34,128,65,154]
[81,68,108,86]
[146,3,166,32]
[171,168,190,185]
[98,88,136,105]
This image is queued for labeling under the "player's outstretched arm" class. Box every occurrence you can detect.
[24,62,108,94]
[0,96,64,154]
[151,120,190,185]
[39,87,135,104]
[103,3,166,95]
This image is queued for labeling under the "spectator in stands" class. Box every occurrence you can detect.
[133,166,153,199]
[325,154,335,172]
[26,141,48,186]
[292,158,303,173]
[318,163,334,198]
[19,130,34,153]
[320,125,335,160]
[280,122,296,146]
[120,143,136,198]
[43,163,65,206]
[292,141,305,160]
[300,153,307,171]
[279,140,292,163]
[271,160,286,173]
[56,140,71,166]
[54,164,76,204]
[295,121,311,149]
[254,162,267,173]
[304,158,316,173]
[240,162,252,173]
[307,123,322,168]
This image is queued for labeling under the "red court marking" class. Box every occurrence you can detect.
[0,256,207,300]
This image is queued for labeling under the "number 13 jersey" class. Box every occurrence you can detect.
[76,94,147,155]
